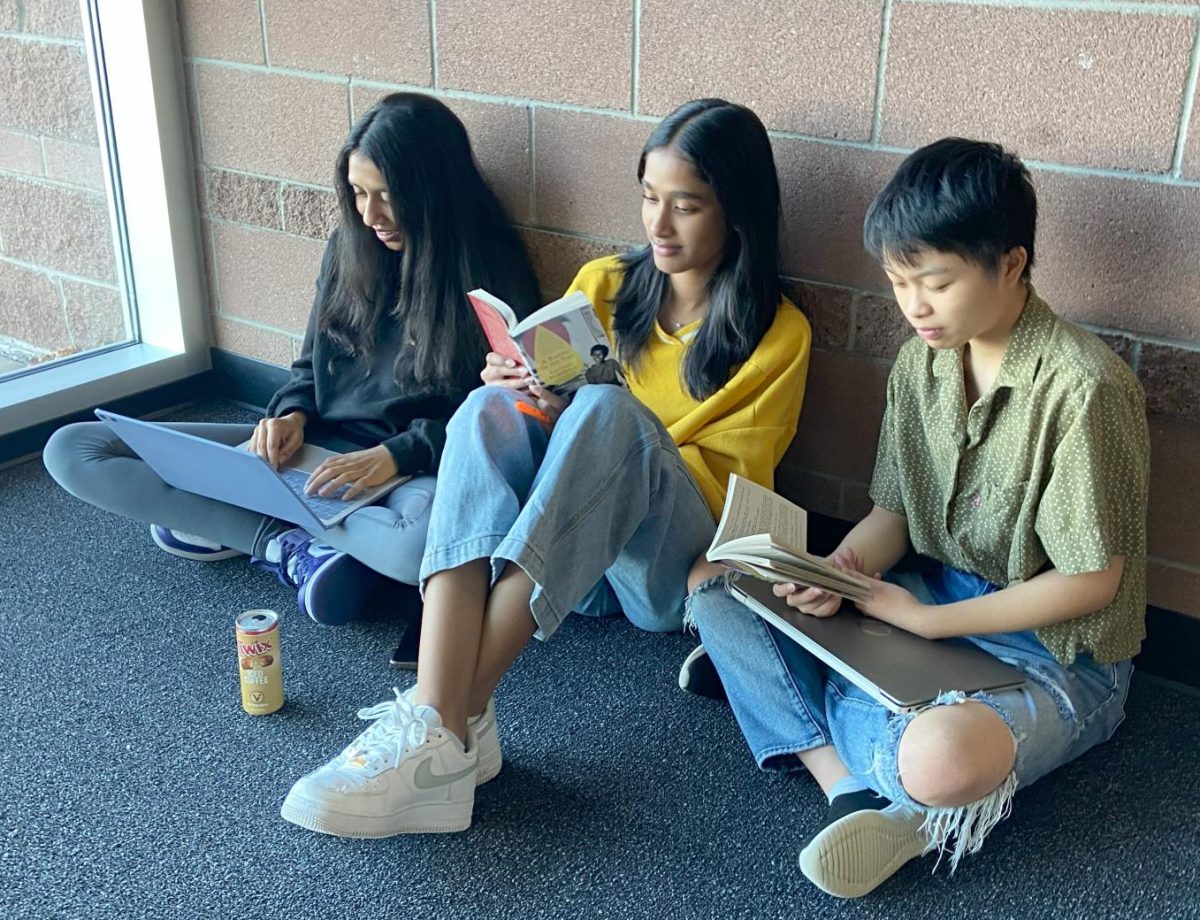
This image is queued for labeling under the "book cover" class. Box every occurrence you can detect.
[468,288,626,396]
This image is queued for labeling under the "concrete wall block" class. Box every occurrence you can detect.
[853,292,912,360]
[437,0,632,109]
[1148,416,1200,568]
[639,0,881,139]
[281,185,339,240]
[0,129,44,175]
[211,222,325,332]
[0,259,69,351]
[0,37,96,142]
[195,65,349,185]
[213,316,295,367]
[204,168,281,229]
[791,282,850,351]
[0,176,115,282]
[61,279,126,350]
[41,138,104,190]
[1140,343,1200,421]
[519,229,626,303]
[264,0,430,85]
[177,0,266,64]
[883,4,1196,172]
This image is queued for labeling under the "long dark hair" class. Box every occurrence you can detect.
[612,99,783,401]
[321,93,539,392]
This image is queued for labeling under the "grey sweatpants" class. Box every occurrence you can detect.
[42,421,435,584]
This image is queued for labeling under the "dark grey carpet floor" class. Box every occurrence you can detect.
[2,400,1198,920]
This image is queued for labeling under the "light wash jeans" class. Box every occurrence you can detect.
[43,421,436,584]
[689,563,1133,867]
[419,385,716,639]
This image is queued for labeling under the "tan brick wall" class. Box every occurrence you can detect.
[0,7,126,368]
[171,0,1200,617]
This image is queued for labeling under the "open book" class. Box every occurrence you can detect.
[468,288,625,396]
[707,474,872,602]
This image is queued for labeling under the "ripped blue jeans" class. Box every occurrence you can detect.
[689,563,1133,868]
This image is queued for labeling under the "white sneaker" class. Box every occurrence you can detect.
[401,686,503,785]
[280,689,477,837]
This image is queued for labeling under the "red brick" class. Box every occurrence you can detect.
[774,137,901,289]
[0,37,95,142]
[437,0,631,109]
[519,229,625,302]
[264,0,429,85]
[213,316,295,367]
[639,0,881,140]
[534,109,649,242]
[195,65,349,185]
[0,260,68,351]
[0,176,115,283]
[210,222,326,332]
[1147,416,1200,569]
[352,89,532,225]
[1146,560,1200,618]
[177,0,264,64]
[883,5,1195,172]
[782,348,890,483]
[62,279,126,350]
[1034,170,1200,340]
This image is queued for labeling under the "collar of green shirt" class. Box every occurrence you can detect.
[931,285,1056,391]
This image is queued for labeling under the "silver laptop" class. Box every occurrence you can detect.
[95,409,408,532]
[730,576,1025,712]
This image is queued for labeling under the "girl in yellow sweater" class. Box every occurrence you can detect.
[279,98,812,838]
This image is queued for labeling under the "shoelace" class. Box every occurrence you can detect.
[273,530,324,589]
[346,688,432,771]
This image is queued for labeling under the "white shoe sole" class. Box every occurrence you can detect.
[280,794,473,837]
[150,526,244,562]
[798,808,927,898]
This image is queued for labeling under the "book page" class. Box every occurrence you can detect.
[511,291,592,335]
[511,295,621,396]
[710,474,807,554]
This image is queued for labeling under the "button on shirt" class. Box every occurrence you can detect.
[869,288,1150,665]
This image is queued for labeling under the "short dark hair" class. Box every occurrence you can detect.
[863,138,1037,282]
[590,344,609,358]
[613,98,783,401]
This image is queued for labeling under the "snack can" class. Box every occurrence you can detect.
[235,609,283,715]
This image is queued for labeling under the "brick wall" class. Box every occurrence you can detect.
[177,0,1200,616]
[0,0,126,371]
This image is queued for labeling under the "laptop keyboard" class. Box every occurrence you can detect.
[279,467,355,522]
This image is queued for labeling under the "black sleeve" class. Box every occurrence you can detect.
[265,236,336,421]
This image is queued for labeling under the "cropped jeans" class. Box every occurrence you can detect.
[419,385,716,639]
[689,563,1133,868]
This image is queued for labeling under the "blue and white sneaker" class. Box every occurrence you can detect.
[150,525,244,562]
[254,528,381,626]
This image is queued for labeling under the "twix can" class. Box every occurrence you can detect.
[235,609,284,715]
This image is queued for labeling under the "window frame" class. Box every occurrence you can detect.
[0,0,209,435]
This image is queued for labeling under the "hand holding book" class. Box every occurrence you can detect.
[707,474,872,603]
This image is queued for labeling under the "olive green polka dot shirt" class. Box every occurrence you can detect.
[870,288,1150,665]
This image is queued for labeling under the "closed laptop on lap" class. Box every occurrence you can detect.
[730,576,1024,713]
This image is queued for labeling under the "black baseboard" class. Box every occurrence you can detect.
[209,347,289,411]
[5,348,1198,691]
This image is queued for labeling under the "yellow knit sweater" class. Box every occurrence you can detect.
[565,256,812,517]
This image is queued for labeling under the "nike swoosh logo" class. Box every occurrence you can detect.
[412,756,476,789]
